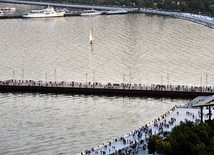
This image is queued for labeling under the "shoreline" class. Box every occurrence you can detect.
[80,103,213,155]
[139,9,214,29]
[0,0,214,29]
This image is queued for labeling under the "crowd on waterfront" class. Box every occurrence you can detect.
[80,104,210,155]
[140,9,214,28]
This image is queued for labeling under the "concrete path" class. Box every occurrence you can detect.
[80,106,213,155]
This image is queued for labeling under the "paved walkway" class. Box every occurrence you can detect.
[79,106,213,155]
[140,9,214,29]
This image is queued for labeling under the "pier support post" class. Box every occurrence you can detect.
[200,107,203,123]
[209,106,212,124]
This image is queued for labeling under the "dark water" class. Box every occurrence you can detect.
[0,2,213,154]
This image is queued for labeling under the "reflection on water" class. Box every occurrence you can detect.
[89,44,94,52]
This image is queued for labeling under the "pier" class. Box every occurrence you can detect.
[1,79,214,98]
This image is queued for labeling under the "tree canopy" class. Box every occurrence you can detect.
[31,0,214,16]
[147,120,214,155]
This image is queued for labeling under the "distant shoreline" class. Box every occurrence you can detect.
[0,0,214,28]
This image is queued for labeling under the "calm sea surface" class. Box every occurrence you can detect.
[0,2,214,154]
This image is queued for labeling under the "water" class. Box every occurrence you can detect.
[0,2,214,154]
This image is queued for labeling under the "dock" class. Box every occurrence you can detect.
[1,79,214,98]
[0,12,81,19]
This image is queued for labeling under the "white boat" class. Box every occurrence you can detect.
[22,6,65,18]
[105,10,128,15]
[89,28,94,45]
[80,9,101,16]
[0,10,4,16]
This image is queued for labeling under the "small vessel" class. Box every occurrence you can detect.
[22,6,65,18]
[104,9,128,15]
[80,9,101,16]
[1,7,16,11]
[0,10,4,16]
[89,28,94,45]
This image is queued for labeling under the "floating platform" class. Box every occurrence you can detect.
[0,12,80,19]
[0,15,22,19]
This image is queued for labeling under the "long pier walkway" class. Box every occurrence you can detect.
[1,79,214,98]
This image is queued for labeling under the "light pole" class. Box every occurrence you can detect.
[167,73,169,85]
[13,70,14,82]
[161,75,163,85]
[86,74,88,86]
[93,71,95,88]
[123,75,126,89]
[45,73,47,83]
[54,69,56,82]
[22,69,24,82]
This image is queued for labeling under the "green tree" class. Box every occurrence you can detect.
[179,1,188,12]
[148,120,214,155]
[147,135,162,154]
[209,4,214,16]
[155,140,172,155]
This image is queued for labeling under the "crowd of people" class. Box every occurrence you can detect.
[81,105,178,155]
[140,9,214,28]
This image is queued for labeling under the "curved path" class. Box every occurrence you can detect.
[139,9,214,29]
[79,105,213,155]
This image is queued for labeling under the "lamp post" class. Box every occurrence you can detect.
[54,69,56,82]
[22,69,24,82]
[86,73,88,87]
[93,71,95,88]
[167,73,169,85]
[123,75,126,89]
[45,73,47,83]
[13,70,14,82]
[161,75,163,85]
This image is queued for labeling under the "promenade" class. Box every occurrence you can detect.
[1,79,214,98]
[139,9,214,29]
[79,104,213,155]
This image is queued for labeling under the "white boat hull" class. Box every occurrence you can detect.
[1,7,16,11]
[22,6,65,18]
[22,12,65,18]
[105,10,128,15]
[80,12,101,16]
